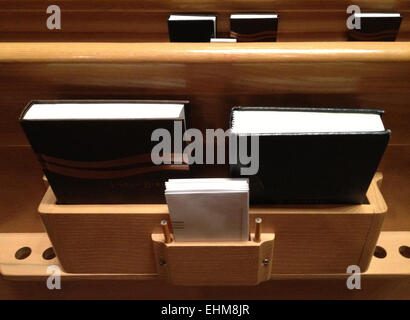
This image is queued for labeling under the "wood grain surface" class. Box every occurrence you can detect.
[36,175,384,275]
[0,41,408,298]
[1,42,410,63]
[152,233,275,285]
[0,232,408,298]
[2,231,408,280]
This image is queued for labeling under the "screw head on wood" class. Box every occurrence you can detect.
[263,258,269,265]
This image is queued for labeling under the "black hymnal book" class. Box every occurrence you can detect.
[229,107,390,204]
[168,14,216,42]
[230,14,278,42]
[348,13,402,41]
[20,100,190,204]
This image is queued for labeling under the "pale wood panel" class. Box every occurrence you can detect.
[38,175,384,274]
[39,206,379,274]
[152,233,275,285]
[41,213,168,273]
[36,178,385,275]
[364,232,410,277]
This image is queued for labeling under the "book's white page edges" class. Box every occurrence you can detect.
[167,178,247,184]
[230,14,278,19]
[169,15,216,21]
[166,178,249,192]
[210,38,237,43]
[23,103,185,120]
[354,13,401,18]
[231,110,385,134]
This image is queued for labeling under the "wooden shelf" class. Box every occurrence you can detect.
[25,173,386,278]
[1,231,408,281]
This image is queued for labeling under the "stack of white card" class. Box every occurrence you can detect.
[165,178,249,242]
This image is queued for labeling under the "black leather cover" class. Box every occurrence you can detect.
[348,14,402,41]
[229,107,390,204]
[20,100,190,204]
[168,15,216,42]
[230,14,278,42]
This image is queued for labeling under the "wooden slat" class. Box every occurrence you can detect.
[1,42,410,63]
[1,231,408,281]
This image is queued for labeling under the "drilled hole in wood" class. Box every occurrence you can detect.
[15,247,32,260]
[42,247,56,260]
[399,246,410,259]
[373,245,387,259]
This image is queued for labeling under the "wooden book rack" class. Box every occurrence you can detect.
[2,173,408,285]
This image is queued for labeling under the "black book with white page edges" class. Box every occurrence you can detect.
[20,100,190,204]
[230,14,278,42]
[229,107,390,204]
[168,14,216,42]
[347,13,402,41]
